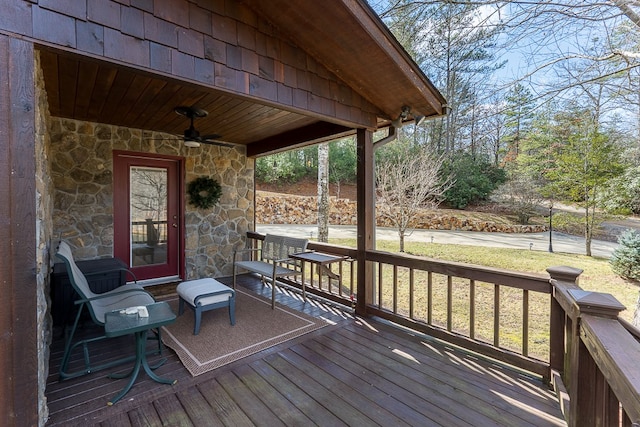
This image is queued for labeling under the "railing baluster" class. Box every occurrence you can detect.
[523,289,529,357]
[447,276,452,332]
[494,284,500,348]
[349,259,355,298]
[393,265,398,314]
[427,271,432,325]
[409,268,414,319]
[377,262,383,309]
[470,279,475,340]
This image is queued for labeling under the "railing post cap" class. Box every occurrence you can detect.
[547,266,583,284]
[568,289,626,317]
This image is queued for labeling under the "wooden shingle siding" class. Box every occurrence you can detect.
[76,21,105,56]
[87,0,121,29]
[177,27,204,58]
[38,0,86,20]
[32,6,76,47]
[18,0,379,128]
[104,28,150,67]
[154,0,190,28]
[144,12,179,48]
[120,6,145,39]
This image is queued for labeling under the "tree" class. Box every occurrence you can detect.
[603,165,640,214]
[546,110,624,256]
[376,142,451,251]
[317,143,329,242]
[381,0,504,153]
[502,84,534,164]
[493,173,545,224]
[610,229,640,281]
[328,138,357,198]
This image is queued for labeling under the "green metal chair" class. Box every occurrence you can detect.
[55,241,160,380]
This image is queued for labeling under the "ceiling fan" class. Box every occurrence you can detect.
[171,106,235,148]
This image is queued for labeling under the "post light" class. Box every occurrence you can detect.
[548,205,553,253]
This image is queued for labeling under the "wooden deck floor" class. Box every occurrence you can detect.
[45,275,566,426]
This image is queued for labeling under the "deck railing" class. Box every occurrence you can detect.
[365,249,551,379]
[244,232,640,426]
[131,219,167,245]
[547,267,640,427]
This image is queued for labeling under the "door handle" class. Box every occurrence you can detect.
[172,223,178,228]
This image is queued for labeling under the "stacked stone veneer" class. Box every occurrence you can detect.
[35,51,54,426]
[257,192,547,233]
[49,118,254,279]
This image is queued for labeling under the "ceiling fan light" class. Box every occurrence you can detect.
[184,140,201,148]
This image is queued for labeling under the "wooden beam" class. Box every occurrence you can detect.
[356,128,374,315]
[246,121,353,157]
[0,35,38,427]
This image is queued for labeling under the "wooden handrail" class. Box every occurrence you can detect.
[549,268,640,426]
[366,249,551,293]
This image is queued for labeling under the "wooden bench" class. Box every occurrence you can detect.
[232,234,308,308]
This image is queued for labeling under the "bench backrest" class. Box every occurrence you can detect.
[261,234,308,262]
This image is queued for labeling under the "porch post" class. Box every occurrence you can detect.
[355,128,375,315]
[0,35,39,426]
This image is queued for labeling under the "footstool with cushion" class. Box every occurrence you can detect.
[176,278,236,335]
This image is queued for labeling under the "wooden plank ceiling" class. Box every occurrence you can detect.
[39,48,323,155]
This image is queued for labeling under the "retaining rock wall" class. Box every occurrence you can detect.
[257,192,546,233]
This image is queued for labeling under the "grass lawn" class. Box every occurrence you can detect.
[327,237,638,360]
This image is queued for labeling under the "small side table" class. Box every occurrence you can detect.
[104,301,177,405]
[290,251,348,299]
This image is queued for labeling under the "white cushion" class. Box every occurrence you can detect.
[177,278,233,307]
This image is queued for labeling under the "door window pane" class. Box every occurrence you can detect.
[130,167,168,266]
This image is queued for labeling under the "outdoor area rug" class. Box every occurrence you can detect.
[161,289,327,376]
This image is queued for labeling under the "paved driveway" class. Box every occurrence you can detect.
[257,224,618,258]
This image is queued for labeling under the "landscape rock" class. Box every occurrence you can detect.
[257,192,546,233]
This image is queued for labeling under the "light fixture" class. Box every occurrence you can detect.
[184,140,201,148]
[391,106,411,128]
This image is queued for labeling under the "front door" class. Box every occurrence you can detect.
[113,151,183,282]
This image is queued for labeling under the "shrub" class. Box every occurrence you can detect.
[549,211,583,235]
[442,153,506,209]
[610,229,640,282]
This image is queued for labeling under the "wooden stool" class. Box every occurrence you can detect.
[176,278,235,335]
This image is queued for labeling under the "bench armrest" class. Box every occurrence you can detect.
[233,247,261,262]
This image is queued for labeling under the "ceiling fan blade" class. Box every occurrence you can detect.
[199,134,222,140]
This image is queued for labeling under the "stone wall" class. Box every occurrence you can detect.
[49,119,254,280]
[35,50,54,426]
[257,192,547,233]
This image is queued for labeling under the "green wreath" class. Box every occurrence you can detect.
[187,176,222,209]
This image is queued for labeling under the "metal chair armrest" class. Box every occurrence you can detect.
[84,267,138,283]
[72,287,149,305]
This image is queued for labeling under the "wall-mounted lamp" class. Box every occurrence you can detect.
[391,106,411,128]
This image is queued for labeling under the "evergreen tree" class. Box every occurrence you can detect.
[382,1,504,153]
[502,84,534,165]
[545,109,625,256]
[610,229,640,282]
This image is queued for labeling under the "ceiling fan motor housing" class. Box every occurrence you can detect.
[184,126,200,140]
